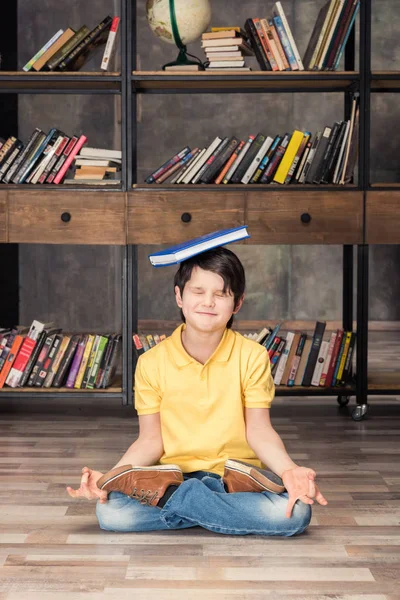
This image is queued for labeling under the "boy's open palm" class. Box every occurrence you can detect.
[66,467,108,504]
[282,466,328,518]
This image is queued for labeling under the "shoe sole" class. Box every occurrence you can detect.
[225,459,285,494]
[97,464,182,490]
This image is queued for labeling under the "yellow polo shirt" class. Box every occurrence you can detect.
[134,324,275,476]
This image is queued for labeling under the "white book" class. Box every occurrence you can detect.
[180,148,207,184]
[174,149,200,184]
[274,332,295,385]
[80,147,122,160]
[190,137,223,184]
[101,16,120,70]
[241,136,273,184]
[223,136,254,183]
[333,120,350,184]
[63,179,121,185]
[75,158,120,167]
[339,95,358,185]
[274,2,304,70]
[208,60,245,67]
[23,29,64,72]
[203,45,245,52]
[311,340,330,386]
[206,52,243,59]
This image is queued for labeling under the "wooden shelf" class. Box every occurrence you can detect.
[0,71,122,92]
[371,71,400,91]
[366,190,400,244]
[133,183,359,191]
[132,70,360,92]
[368,372,400,392]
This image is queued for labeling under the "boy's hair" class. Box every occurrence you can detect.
[174,246,245,329]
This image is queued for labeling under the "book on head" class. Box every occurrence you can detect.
[148,226,250,267]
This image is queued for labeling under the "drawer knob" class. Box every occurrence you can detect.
[61,212,71,223]
[181,212,192,223]
[300,212,311,224]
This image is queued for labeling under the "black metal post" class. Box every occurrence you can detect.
[356,244,369,407]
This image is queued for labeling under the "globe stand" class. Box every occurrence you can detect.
[162,0,205,71]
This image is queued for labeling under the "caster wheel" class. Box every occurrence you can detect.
[337,396,350,407]
[351,404,369,421]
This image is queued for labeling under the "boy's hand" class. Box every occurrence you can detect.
[66,467,108,504]
[282,466,328,518]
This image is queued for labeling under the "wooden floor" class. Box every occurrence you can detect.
[0,334,400,599]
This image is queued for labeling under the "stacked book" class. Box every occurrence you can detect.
[22,16,120,72]
[133,333,167,356]
[0,128,87,185]
[145,93,359,185]
[0,322,122,390]
[303,0,360,71]
[202,27,254,72]
[66,147,122,186]
[245,322,356,388]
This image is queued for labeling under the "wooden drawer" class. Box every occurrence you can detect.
[366,191,400,244]
[127,190,245,244]
[246,191,363,244]
[8,191,126,245]
[0,191,6,243]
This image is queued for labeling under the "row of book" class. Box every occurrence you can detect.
[23,16,119,73]
[201,28,254,72]
[0,126,121,186]
[0,322,121,390]
[246,0,359,72]
[145,94,359,185]
[245,322,356,387]
[133,333,167,356]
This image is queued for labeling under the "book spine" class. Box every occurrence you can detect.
[35,335,62,387]
[324,0,355,69]
[86,336,108,389]
[74,335,95,388]
[215,141,244,185]
[102,335,122,388]
[45,26,90,71]
[66,336,87,388]
[251,135,281,183]
[5,336,37,388]
[53,336,80,388]
[302,321,326,386]
[0,336,23,389]
[268,19,290,69]
[273,332,295,385]
[261,19,285,70]
[311,340,330,386]
[57,17,113,71]
[288,333,307,386]
[273,15,298,70]
[18,128,57,184]
[253,18,279,71]
[0,137,17,167]
[133,334,145,357]
[325,330,344,387]
[299,132,321,183]
[200,138,240,183]
[242,136,273,184]
[6,129,42,183]
[81,336,100,389]
[101,16,120,70]
[331,333,347,386]
[157,149,198,184]
[145,147,190,184]
[19,331,47,387]
[335,331,352,385]
[340,332,356,385]
[53,135,87,184]
[26,335,53,387]
[95,337,114,388]
[43,335,69,387]
[333,2,360,70]
[274,2,304,69]
[319,331,337,386]
[22,29,64,71]
[46,136,78,183]
[244,19,270,71]
[260,134,290,183]
[194,138,230,184]
[0,142,23,182]
[222,136,254,184]
[39,136,69,184]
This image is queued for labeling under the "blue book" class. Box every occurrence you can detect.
[273,15,298,71]
[148,225,250,267]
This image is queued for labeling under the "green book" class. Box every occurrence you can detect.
[86,335,109,389]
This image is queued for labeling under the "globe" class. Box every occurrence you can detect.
[146,0,212,46]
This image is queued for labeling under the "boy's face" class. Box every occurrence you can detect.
[175,266,244,333]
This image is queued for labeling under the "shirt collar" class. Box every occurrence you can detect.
[169,323,235,368]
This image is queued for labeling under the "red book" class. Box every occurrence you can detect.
[325,329,344,388]
[5,336,36,387]
[53,135,87,184]
[0,335,23,389]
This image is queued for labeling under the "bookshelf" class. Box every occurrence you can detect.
[0,0,397,420]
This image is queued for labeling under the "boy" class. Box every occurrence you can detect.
[67,246,328,536]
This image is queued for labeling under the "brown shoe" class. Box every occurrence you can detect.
[223,459,286,494]
[96,464,184,507]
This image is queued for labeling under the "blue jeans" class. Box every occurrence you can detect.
[96,470,312,536]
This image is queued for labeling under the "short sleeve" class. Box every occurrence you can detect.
[134,355,161,415]
[243,347,275,408]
